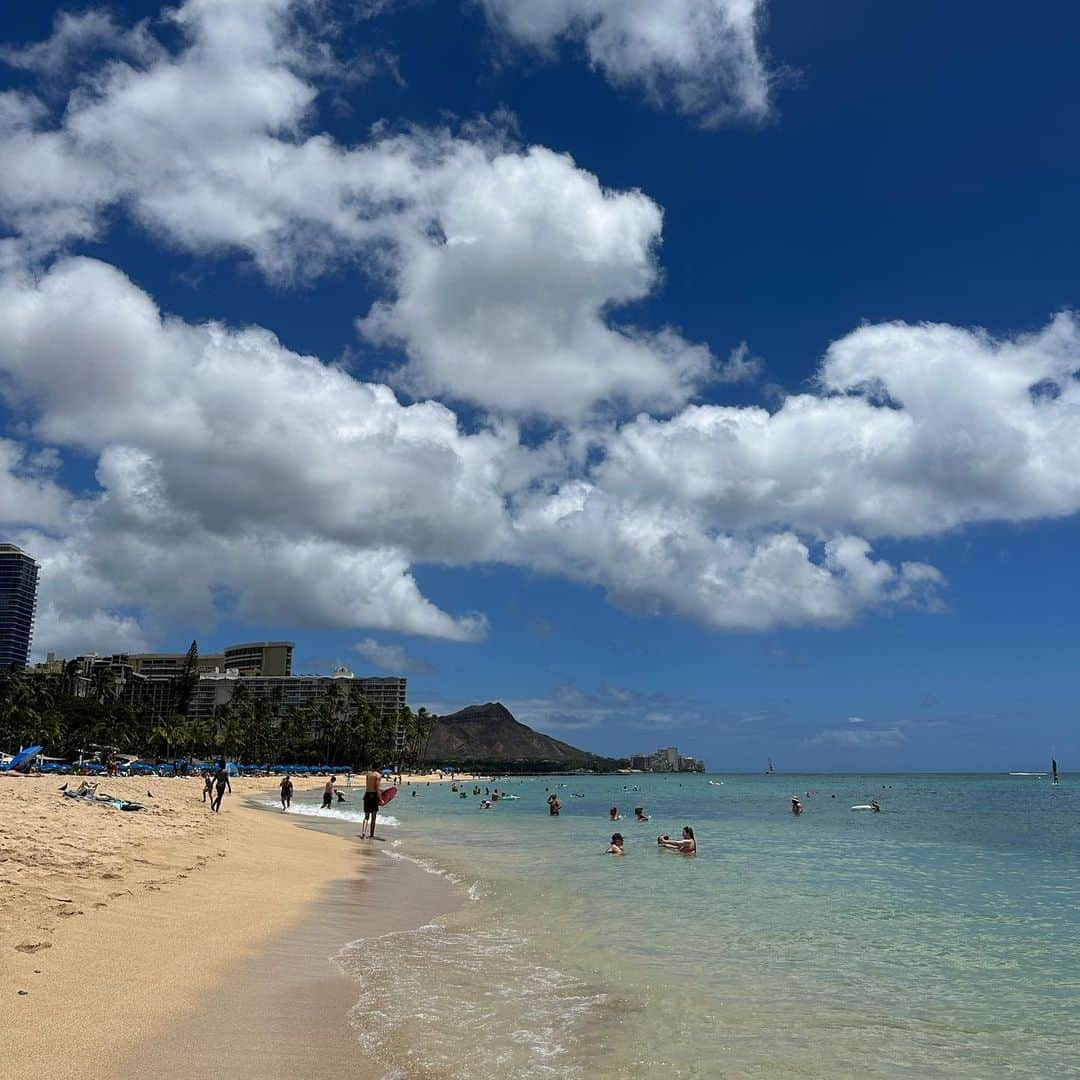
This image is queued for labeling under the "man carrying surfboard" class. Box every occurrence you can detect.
[361,766,384,839]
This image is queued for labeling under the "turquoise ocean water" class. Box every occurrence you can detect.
[296,774,1080,1077]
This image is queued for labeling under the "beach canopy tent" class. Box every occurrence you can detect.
[2,745,44,772]
[381,768,395,774]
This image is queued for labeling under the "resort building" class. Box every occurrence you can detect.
[0,543,39,673]
[126,641,293,679]
[630,745,706,772]
[185,667,406,728]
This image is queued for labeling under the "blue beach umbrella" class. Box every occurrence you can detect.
[3,745,44,772]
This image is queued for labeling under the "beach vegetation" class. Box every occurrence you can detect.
[0,667,419,771]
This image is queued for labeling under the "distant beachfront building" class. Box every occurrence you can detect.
[0,543,39,673]
[34,641,296,718]
[631,745,706,772]
[186,667,406,728]
[128,641,293,679]
[651,747,681,772]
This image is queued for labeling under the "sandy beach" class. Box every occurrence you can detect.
[0,773,462,1080]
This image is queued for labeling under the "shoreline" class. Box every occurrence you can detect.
[0,776,461,1080]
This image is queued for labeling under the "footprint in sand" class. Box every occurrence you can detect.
[15,942,51,953]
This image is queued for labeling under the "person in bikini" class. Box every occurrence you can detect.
[362,766,383,838]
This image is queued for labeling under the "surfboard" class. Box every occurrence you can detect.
[380,785,398,806]
[851,804,874,810]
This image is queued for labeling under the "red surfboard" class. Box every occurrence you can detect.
[379,785,398,806]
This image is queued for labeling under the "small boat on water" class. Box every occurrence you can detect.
[766,758,776,775]
[1052,758,1060,785]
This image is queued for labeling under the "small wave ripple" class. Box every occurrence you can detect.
[335,915,614,1078]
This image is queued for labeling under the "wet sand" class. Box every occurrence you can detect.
[0,776,460,1080]
[111,818,461,1080]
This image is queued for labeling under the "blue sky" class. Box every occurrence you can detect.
[1,0,1078,770]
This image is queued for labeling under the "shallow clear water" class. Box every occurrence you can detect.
[332,775,1080,1077]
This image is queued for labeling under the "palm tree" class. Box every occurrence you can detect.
[61,658,81,697]
[0,672,44,753]
[415,707,435,768]
[396,705,418,767]
[150,714,190,761]
[227,683,254,761]
[91,664,118,705]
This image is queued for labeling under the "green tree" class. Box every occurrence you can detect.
[172,639,200,717]
[150,714,190,760]
[414,707,435,768]
[90,664,118,705]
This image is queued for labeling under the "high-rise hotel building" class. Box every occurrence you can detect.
[0,544,40,672]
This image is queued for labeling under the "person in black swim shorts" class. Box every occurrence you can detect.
[362,767,382,839]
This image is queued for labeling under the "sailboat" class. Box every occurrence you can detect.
[766,757,776,775]
[1052,758,1060,785]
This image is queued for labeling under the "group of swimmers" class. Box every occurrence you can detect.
[791,794,880,814]
[606,826,697,856]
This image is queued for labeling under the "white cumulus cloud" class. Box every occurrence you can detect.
[353,637,434,673]
[2,1,1080,652]
[0,0,715,421]
[479,0,771,125]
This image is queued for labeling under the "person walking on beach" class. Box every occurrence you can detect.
[361,766,383,839]
[210,761,231,813]
[322,776,337,809]
[202,771,214,803]
[279,773,293,811]
[657,827,696,854]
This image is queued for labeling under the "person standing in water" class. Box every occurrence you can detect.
[607,833,625,855]
[322,776,337,809]
[658,827,696,854]
[791,795,803,816]
[548,793,561,816]
[210,760,231,813]
[362,766,383,839]
[279,773,293,811]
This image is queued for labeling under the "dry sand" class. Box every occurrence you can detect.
[0,772,461,1079]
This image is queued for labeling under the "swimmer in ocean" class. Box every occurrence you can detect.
[657,827,696,854]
